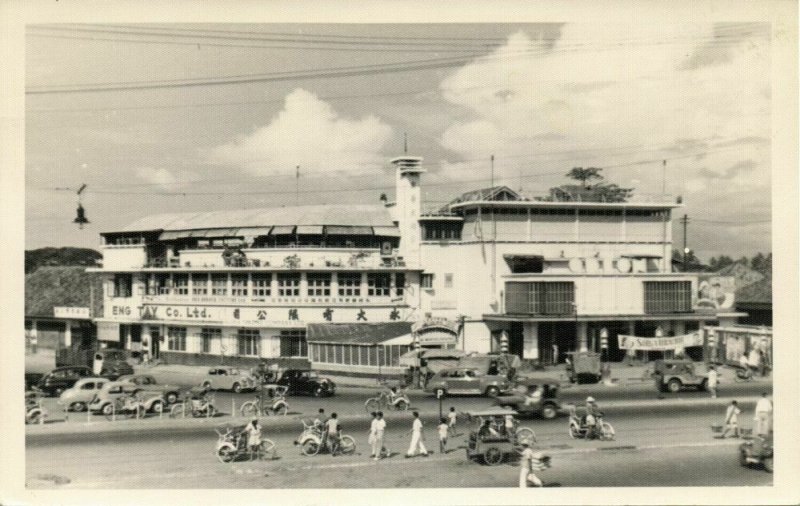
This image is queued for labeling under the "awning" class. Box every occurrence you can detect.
[270,225,296,235]
[296,225,323,234]
[159,230,192,240]
[307,322,413,345]
[201,228,241,238]
[372,226,401,237]
[325,225,373,235]
[236,226,273,237]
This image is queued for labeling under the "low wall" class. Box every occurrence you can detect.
[158,351,310,369]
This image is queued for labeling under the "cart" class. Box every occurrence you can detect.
[565,351,601,384]
[464,408,536,466]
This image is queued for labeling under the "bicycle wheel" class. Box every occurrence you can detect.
[301,439,321,456]
[217,444,237,464]
[258,439,276,460]
[365,398,380,414]
[170,403,186,418]
[338,435,356,455]
[240,401,259,417]
[514,427,536,453]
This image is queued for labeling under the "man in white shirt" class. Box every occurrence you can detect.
[405,411,429,458]
[325,412,340,456]
[721,400,741,438]
[754,393,773,436]
[519,441,548,487]
[373,411,387,460]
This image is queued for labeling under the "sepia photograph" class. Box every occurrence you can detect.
[1,1,798,504]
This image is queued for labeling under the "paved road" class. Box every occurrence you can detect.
[26,409,772,488]
[35,380,771,428]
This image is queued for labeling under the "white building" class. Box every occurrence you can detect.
[92,151,738,375]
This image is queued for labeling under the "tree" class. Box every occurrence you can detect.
[709,255,734,271]
[750,252,766,271]
[566,167,604,189]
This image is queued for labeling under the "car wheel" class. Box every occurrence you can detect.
[232,382,242,394]
[313,386,324,397]
[71,402,87,412]
[485,386,500,397]
[101,403,114,416]
[165,392,178,404]
[763,456,773,473]
[151,400,163,414]
[541,404,557,420]
[667,379,682,393]
[739,448,749,467]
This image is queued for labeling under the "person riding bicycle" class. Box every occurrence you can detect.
[584,396,600,439]
[190,385,211,413]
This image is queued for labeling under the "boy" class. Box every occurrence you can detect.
[447,407,458,436]
[720,400,741,438]
[438,417,449,454]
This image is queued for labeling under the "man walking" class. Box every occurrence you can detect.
[368,412,378,458]
[754,392,773,436]
[406,411,429,458]
[707,366,719,399]
[720,400,741,438]
[325,412,340,456]
[373,411,387,460]
[518,441,548,488]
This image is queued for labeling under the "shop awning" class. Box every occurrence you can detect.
[270,225,296,235]
[201,228,241,238]
[235,226,273,237]
[307,322,413,345]
[159,230,191,240]
[325,225,373,235]
[372,226,401,237]
[296,225,324,234]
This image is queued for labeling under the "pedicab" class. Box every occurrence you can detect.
[465,408,537,466]
[215,422,276,463]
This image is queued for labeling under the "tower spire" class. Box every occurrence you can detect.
[404,132,408,154]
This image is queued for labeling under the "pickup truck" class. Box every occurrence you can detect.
[116,374,182,404]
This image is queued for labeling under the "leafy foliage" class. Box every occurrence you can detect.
[25,247,102,274]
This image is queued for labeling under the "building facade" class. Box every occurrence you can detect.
[93,152,740,371]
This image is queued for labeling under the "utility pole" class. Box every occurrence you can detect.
[680,214,690,271]
[662,160,666,196]
[295,165,300,206]
[404,132,408,154]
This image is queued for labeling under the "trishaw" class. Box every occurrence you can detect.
[215,423,276,463]
[294,419,356,456]
[465,408,537,466]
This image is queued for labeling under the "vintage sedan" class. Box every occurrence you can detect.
[200,367,258,393]
[117,374,182,404]
[36,366,94,397]
[274,369,336,397]
[425,367,511,397]
[58,377,110,412]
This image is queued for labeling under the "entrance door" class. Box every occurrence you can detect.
[150,328,161,359]
[508,322,524,358]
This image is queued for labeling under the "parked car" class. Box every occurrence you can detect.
[35,366,94,397]
[274,369,336,397]
[89,381,165,415]
[56,347,133,379]
[425,367,511,397]
[652,359,709,393]
[25,372,44,391]
[493,378,562,419]
[201,367,257,393]
[739,432,773,473]
[58,377,111,412]
[117,374,182,404]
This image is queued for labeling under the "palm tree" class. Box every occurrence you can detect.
[566,167,603,189]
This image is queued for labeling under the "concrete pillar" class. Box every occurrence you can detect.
[522,322,539,360]
[674,321,686,335]
[64,321,72,347]
[578,321,588,352]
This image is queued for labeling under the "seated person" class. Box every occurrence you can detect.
[478,420,500,439]
[523,385,543,406]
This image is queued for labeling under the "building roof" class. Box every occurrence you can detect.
[112,204,396,234]
[716,262,765,291]
[443,186,524,210]
[306,322,413,345]
[25,266,103,319]
[736,274,772,304]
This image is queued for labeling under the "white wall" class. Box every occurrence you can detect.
[102,246,147,270]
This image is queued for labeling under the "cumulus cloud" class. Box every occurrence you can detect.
[209,89,393,175]
[436,24,771,201]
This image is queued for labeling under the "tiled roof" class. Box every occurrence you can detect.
[306,322,413,345]
[113,204,395,234]
[736,275,772,304]
[25,266,103,318]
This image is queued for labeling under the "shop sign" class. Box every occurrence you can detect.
[54,306,90,319]
[618,333,701,351]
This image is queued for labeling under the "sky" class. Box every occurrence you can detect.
[25,22,772,260]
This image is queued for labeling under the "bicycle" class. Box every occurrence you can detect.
[240,386,289,417]
[364,390,409,414]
